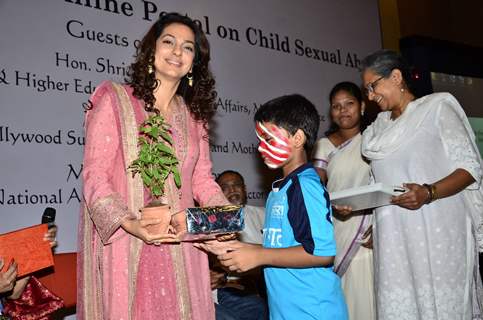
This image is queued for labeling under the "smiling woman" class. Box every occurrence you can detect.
[78,12,228,320]
[153,24,196,87]
[360,49,483,320]
[361,51,415,118]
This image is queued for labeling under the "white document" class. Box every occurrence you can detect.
[329,183,406,211]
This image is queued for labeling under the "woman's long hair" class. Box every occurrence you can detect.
[126,12,217,125]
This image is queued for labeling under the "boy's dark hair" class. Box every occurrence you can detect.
[254,94,320,150]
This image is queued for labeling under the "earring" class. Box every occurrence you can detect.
[187,71,193,87]
[400,87,405,92]
[361,110,365,116]
[147,64,154,75]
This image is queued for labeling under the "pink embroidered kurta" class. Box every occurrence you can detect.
[77,81,227,320]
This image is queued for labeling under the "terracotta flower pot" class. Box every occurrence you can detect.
[141,204,171,235]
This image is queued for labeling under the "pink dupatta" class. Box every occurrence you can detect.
[78,81,227,319]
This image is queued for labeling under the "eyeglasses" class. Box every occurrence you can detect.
[365,75,385,95]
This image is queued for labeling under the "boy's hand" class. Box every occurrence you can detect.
[194,239,240,255]
[218,243,263,273]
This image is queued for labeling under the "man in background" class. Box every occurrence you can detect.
[212,170,267,320]
[217,171,265,245]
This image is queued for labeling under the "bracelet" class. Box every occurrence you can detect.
[422,184,432,203]
[431,184,438,201]
[422,183,437,204]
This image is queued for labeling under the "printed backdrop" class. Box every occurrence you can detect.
[0,0,381,253]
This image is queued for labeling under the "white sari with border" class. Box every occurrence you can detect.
[313,133,375,320]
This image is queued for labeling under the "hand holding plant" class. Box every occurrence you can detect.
[128,114,183,237]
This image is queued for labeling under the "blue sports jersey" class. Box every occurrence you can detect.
[263,163,348,320]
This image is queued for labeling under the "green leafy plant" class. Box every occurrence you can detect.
[129,114,181,199]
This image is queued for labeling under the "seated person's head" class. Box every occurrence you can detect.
[216,170,247,206]
[254,94,319,169]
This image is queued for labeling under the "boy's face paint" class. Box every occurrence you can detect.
[255,122,292,169]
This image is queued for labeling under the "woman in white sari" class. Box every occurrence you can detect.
[361,49,483,320]
[313,81,375,320]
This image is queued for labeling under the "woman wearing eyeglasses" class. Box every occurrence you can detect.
[361,49,483,320]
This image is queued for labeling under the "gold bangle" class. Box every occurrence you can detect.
[422,184,432,204]
[430,184,437,201]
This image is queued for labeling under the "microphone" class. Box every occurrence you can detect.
[41,207,56,228]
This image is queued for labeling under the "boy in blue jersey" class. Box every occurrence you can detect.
[200,94,348,320]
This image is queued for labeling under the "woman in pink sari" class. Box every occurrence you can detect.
[78,13,227,320]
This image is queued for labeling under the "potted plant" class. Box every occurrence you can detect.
[129,114,181,234]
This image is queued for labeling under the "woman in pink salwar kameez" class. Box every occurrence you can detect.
[77,13,227,320]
